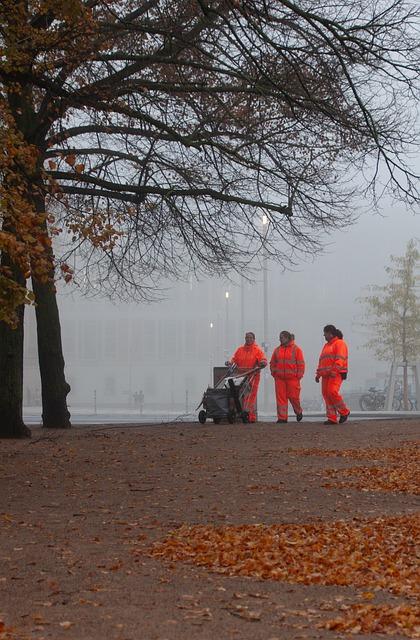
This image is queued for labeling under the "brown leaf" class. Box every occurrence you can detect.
[64,154,76,166]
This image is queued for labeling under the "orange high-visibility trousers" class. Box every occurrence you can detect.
[321,377,350,423]
[274,378,302,421]
[242,374,260,422]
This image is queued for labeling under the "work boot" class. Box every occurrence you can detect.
[339,412,350,424]
[296,413,303,422]
[276,419,288,424]
[323,420,337,425]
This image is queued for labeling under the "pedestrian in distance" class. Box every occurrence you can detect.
[316,325,350,425]
[226,332,267,423]
[270,331,305,423]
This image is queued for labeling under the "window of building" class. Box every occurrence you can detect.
[143,319,156,358]
[81,320,100,360]
[160,319,176,361]
[144,375,156,397]
[104,375,116,397]
[104,321,117,359]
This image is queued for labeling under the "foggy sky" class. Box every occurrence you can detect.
[23,203,419,411]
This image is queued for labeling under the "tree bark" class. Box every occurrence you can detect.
[401,313,409,411]
[32,276,71,428]
[402,362,409,411]
[0,262,31,438]
[31,195,71,429]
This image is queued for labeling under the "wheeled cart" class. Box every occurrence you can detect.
[197,365,260,424]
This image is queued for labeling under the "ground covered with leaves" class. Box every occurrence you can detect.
[0,418,419,639]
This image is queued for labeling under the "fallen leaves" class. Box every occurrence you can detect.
[1,427,418,639]
[150,515,419,596]
[319,603,420,638]
[225,604,262,621]
[59,620,74,629]
[176,595,212,625]
[0,620,19,640]
[292,442,419,494]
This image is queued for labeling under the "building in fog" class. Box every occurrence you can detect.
[23,278,249,412]
[23,270,386,415]
[22,208,420,414]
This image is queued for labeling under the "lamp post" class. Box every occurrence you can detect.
[209,321,214,386]
[240,275,245,335]
[225,291,229,359]
[262,215,269,413]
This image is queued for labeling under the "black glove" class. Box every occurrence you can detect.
[225,360,231,367]
[315,376,320,383]
[259,361,267,368]
[341,372,347,380]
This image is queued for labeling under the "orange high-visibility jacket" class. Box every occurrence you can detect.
[270,341,305,379]
[230,343,267,369]
[316,337,348,378]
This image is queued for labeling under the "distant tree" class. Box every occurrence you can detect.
[1,0,420,436]
[358,240,420,409]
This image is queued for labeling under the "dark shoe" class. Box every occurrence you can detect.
[339,412,350,424]
[324,420,337,425]
[296,413,303,422]
[276,419,288,424]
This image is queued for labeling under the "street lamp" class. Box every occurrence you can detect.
[225,291,230,359]
[262,216,269,412]
[240,275,245,335]
[209,321,214,386]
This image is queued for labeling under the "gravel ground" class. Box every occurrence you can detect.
[0,417,419,640]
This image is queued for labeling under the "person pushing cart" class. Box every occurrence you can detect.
[226,332,267,422]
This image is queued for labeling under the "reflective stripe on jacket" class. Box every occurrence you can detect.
[316,337,348,378]
[230,343,267,369]
[270,342,305,379]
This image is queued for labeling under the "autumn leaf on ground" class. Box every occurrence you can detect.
[0,620,21,639]
[319,603,420,638]
[149,515,419,596]
[292,443,419,494]
[225,604,261,621]
[59,620,74,629]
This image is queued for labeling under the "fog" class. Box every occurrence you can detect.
[23,205,419,415]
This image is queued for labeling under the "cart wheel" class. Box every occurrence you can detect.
[227,410,236,424]
[241,411,249,424]
[198,410,207,424]
[213,417,221,424]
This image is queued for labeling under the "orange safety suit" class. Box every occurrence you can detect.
[229,343,267,422]
[270,341,305,421]
[316,337,350,424]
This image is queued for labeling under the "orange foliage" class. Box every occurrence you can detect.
[66,210,124,252]
[0,0,100,325]
[150,515,419,597]
[0,105,43,325]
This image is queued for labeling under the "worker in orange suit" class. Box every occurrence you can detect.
[227,332,267,423]
[270,331,305,423]
[316,324,350,425]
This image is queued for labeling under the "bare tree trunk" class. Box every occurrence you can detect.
[31,196,71,429]
[402,362,409,410]
[31,277,71,427]
[401,314,409,411]
[0,260,31,438]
